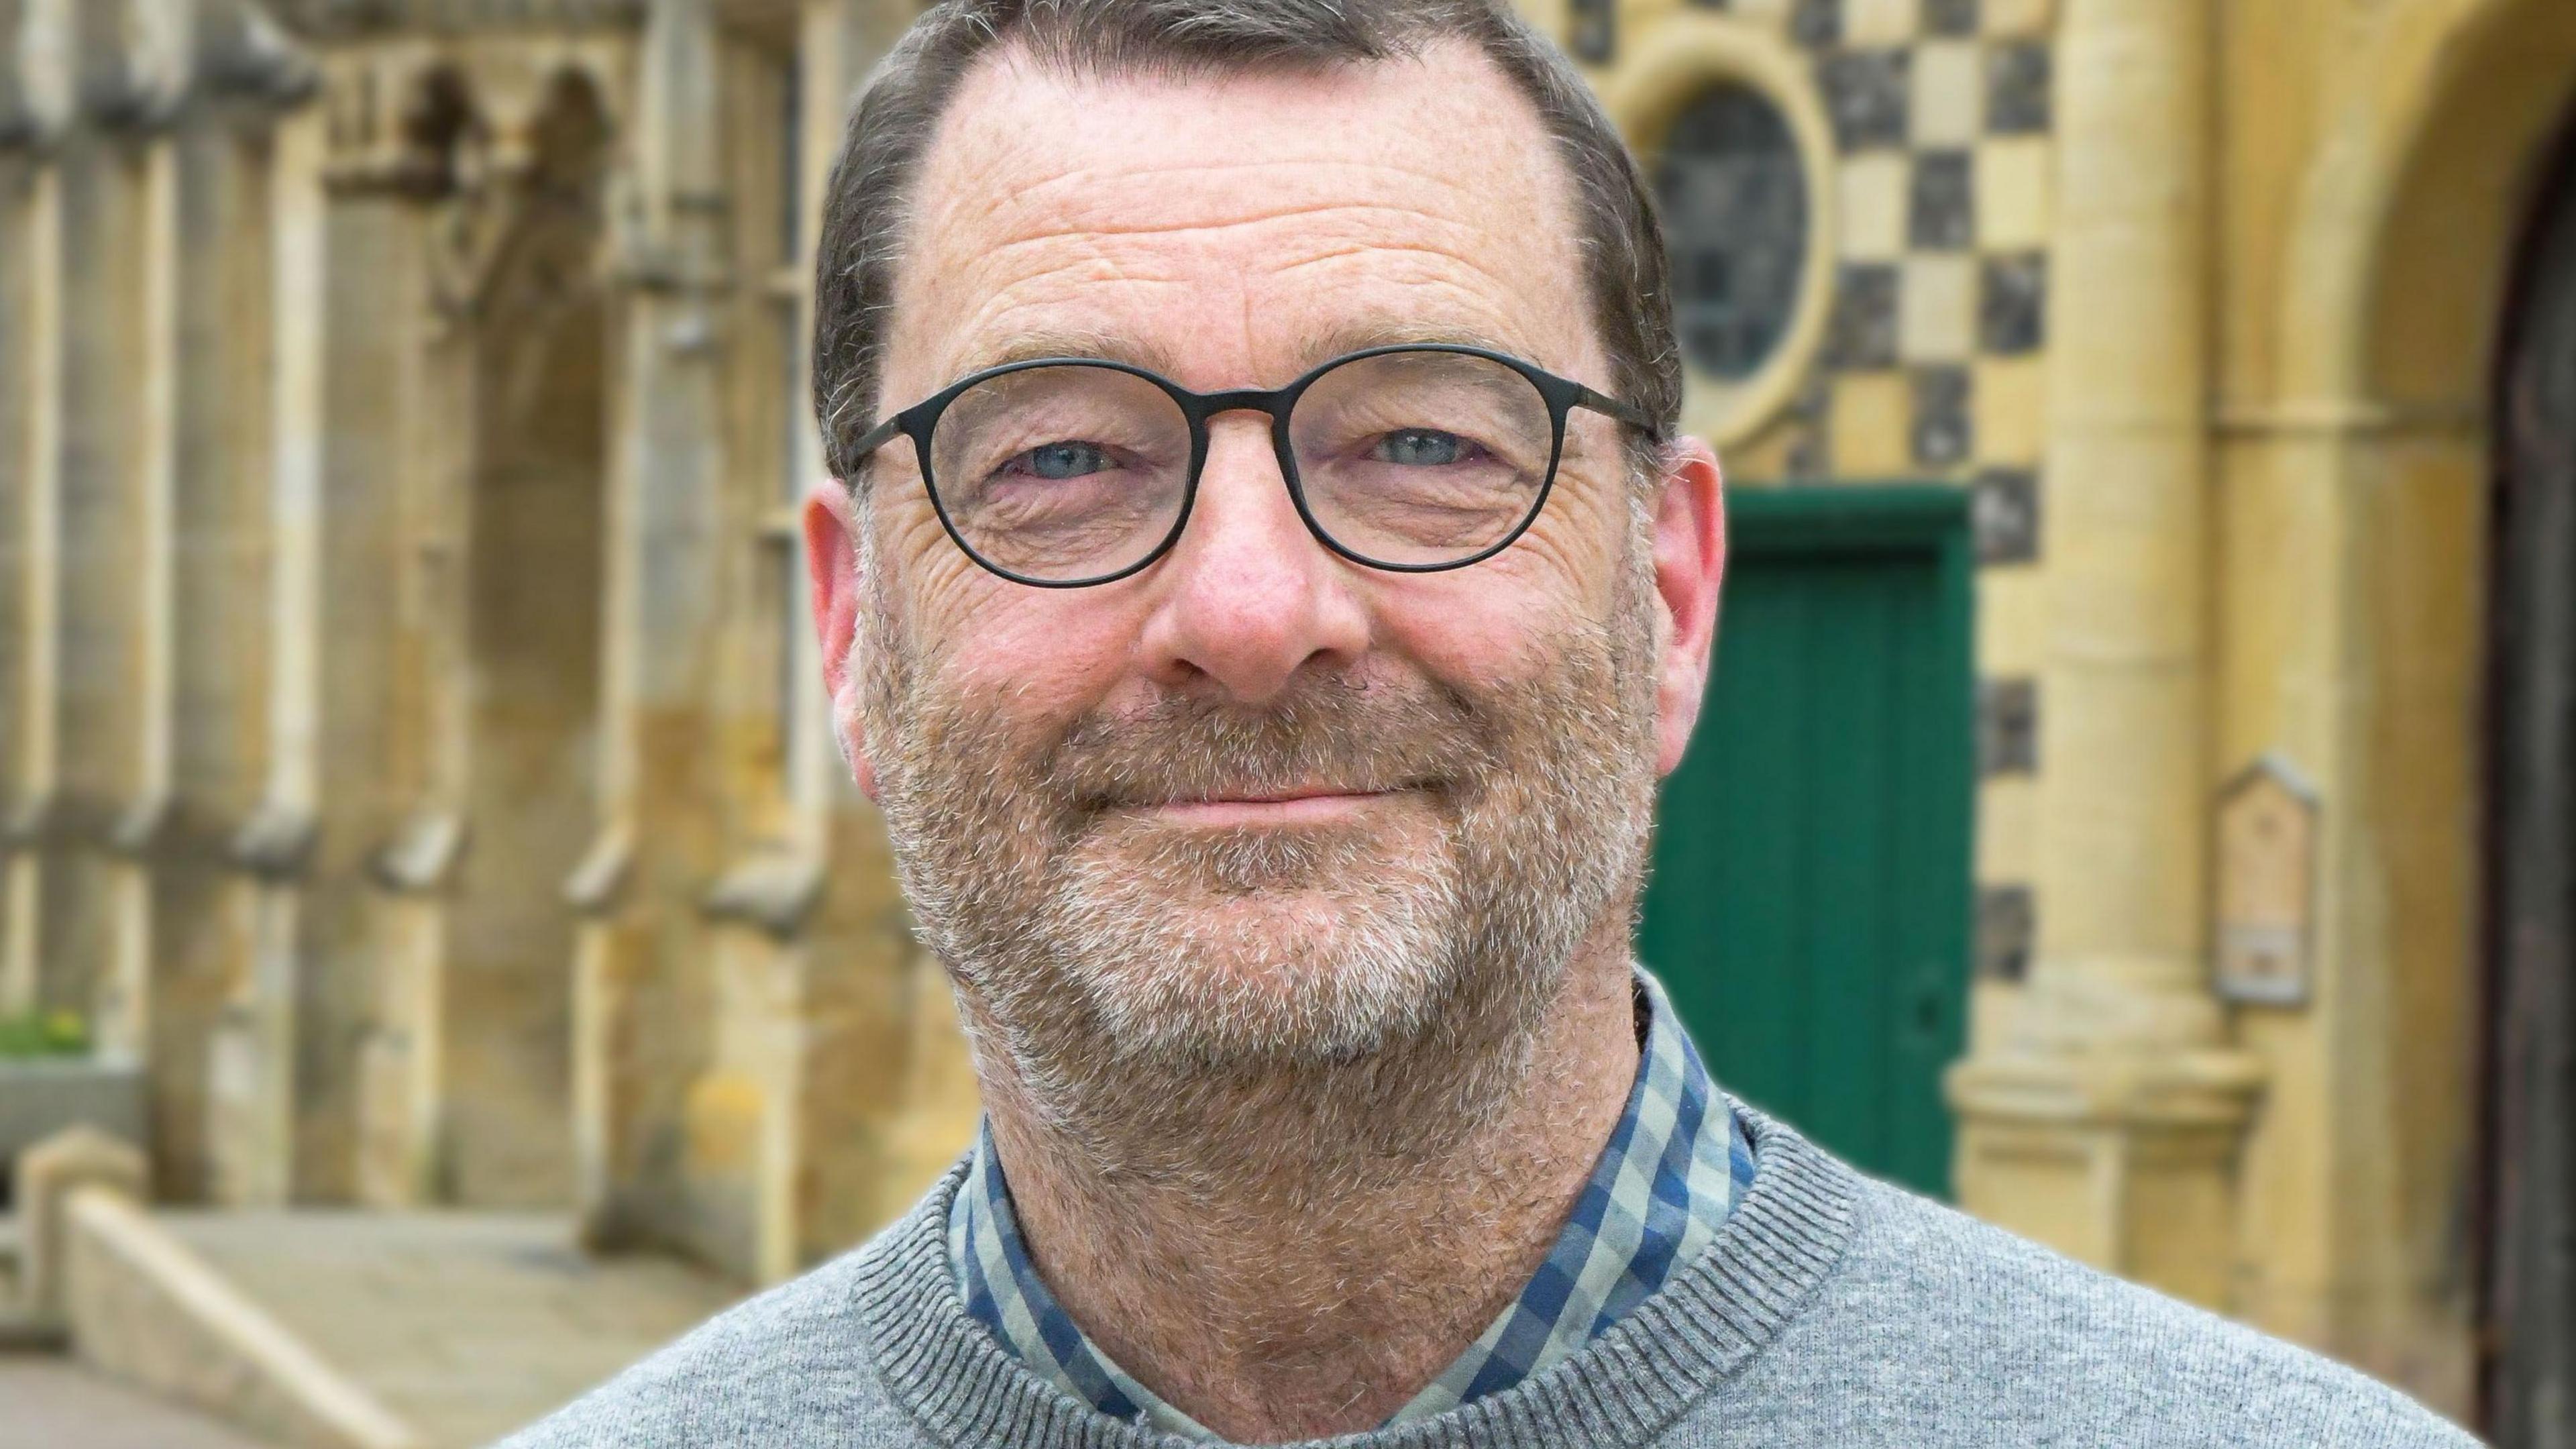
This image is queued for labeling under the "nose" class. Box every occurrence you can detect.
[1136,416,1370,704]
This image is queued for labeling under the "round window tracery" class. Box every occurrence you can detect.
[1652,84,1811,383]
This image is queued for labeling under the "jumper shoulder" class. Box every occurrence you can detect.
[1678,1174,2486,1449]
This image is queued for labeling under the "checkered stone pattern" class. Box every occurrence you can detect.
[1674,0,2054,515]
[1650,0,2057,973]
[947,968,1758,1439]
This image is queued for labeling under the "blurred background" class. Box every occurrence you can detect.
[0,0,2569,1445]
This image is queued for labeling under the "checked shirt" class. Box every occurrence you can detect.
[945,967,1758,1438]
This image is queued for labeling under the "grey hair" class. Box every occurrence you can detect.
[810,0,1682,490]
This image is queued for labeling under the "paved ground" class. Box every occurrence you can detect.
[0,1354,278,1448]
[162,1210,745,1449]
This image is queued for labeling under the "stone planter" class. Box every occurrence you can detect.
[0,1059,147,1191]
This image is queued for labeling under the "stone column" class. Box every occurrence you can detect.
[0,0,91,1023]
[1945,0,2265,1311]
[211,101,333,1208]
[0,0,34,1010]
[158,76,301,1203]
[97,125,183,1068]
[796,0,980,1256]
[215,85,411,1205]
[572,0,731,1256]
[52,117,157,1040]
[1,104,61,1019]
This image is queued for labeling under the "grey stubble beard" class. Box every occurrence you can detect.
[852,527,1664,1201]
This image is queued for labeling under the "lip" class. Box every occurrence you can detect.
[1140,788,1399,826]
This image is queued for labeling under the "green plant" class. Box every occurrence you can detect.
[0,1010,89,1060]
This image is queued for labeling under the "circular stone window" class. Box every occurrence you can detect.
[1652,84,1811,383]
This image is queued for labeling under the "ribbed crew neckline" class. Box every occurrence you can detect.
[850,1102,1861,1448]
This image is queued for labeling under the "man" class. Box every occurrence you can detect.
[506,1,2473,1444]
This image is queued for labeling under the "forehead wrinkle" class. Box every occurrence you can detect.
[924,260,1196,378]
[947,276,1553,394]
[987,158,1507,240]
[965,202,1495,277]
[920,227,1554,389]
[957,173,1520,303]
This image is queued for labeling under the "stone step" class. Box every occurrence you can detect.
[160,1210,743,1449]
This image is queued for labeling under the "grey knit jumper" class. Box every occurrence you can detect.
[498,1105,2478,1448]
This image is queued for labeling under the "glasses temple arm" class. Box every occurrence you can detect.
[1575,386,1668,440]
[851,413,906,457]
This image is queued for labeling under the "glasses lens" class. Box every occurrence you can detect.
[1287,350,1557,568]
[928,364,1192,582]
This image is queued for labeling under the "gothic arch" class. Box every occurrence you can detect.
[2241,0,2576,1419]
[2275,0,2576,406]
[354,41,620,1210]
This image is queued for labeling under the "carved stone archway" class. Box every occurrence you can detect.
[342,49,621,1209]
[2235,0,2576,1420]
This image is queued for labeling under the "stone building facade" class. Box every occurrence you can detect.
[3,0,2571,1438]
[0,0,978,1289]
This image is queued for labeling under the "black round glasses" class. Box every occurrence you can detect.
[847,344,1663,588]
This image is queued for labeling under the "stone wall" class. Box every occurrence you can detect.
[0,0,969,1288]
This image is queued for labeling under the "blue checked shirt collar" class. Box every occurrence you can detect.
[947,966,1757,1438]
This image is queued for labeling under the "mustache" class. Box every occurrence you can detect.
[1034,671,1498,814]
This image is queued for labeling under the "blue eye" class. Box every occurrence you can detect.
[1372,429,1468,466]
[1008,441,1114,480]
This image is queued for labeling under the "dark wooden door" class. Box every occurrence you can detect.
[2484,125,2576,1449]
[1637,487,1974,1199]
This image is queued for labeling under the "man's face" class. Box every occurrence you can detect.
[808,40,1725,1128]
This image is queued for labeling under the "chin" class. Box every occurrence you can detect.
[1052,859,1469,1067]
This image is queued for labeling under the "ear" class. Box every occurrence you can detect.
[1648,437,1726,779]
[804,478,881,802]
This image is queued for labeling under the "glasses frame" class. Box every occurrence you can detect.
[849,343,1663,589]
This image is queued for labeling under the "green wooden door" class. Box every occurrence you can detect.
[1637,486,1974,1198]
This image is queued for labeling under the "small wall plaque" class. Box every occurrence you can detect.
[2214,753,2320,1006]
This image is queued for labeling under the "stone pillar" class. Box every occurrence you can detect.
[0,60,60,1020]
[210,101,332,1208]
[158,89,299,1203]
[0,2,34,1009]
[793,0,979,1257]
[676,0,975,1283]
[1,0,68,1018]
[52,117,156,1037]
[213,87,408,1206]
[688,13,812,1283]
[1945,0,2264,1311]
[293,129,415,1208]
[572,0,731,1256]
[96,127,183,1069]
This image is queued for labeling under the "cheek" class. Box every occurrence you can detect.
[906,568,1146,718]
[1357,564,1573,688]
[1357,481,1638,690]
